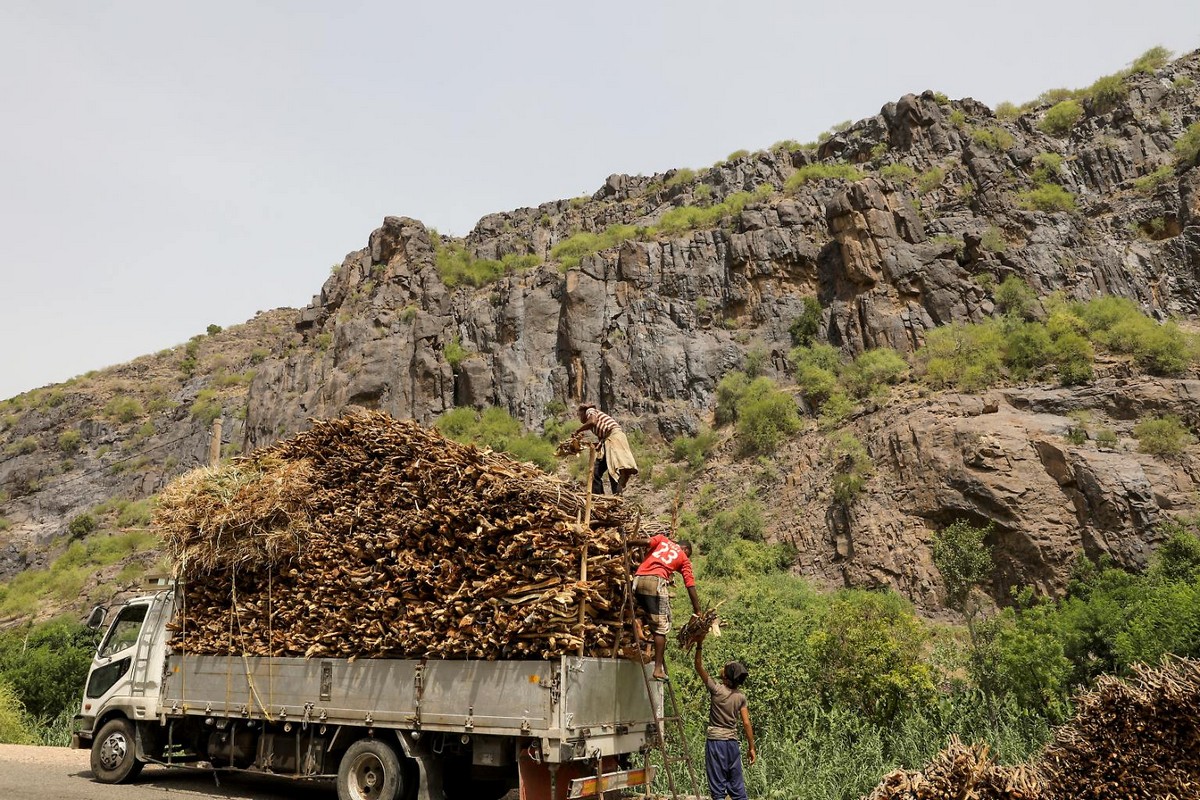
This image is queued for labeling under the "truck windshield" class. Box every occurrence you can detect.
[98,603,148,658]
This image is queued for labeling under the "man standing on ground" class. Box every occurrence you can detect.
[631,524,700,680]
[575,403,638,495]
[693,641,755,800]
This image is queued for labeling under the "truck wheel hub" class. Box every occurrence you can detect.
[100,732,128,770]
[350,753,384,796]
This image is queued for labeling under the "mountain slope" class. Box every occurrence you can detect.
[3,49,1200,622]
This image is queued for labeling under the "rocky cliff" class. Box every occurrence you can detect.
[2,50,1200,621]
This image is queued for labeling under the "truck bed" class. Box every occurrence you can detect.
[160,654,658,762]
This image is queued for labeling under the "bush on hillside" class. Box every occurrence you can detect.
[435,406,556,470]
[1176,122,1200,167]
[1018,184,1077,212]
[1039,100,1083,136]
[1133,415,1193,457]
[789,296,823,347]
[785,163,864,191]
[671,427,720,470]
[920,322,1005,391]
[841,348,909,398]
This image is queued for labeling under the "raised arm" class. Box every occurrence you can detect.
[740,705,756,764]
[686,584,701,616]
[693,641,711,685]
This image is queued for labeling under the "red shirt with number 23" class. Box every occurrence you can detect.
[635,534,696,588]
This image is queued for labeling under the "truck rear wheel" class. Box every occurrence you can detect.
[337,738,408,800]
[90,718,144,784]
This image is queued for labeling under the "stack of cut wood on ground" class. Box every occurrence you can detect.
[155,410,644,660]
[864,656,1200,800]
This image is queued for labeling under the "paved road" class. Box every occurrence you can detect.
[0,745,337,800]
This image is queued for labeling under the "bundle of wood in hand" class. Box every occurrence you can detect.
[865,738,1042,800]
[1035,656,1200,798]
[676,607,720,653]
[155,410,642,661]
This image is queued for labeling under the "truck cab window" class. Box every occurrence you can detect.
[98,604,148,658]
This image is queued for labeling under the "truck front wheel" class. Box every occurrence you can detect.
[337,738,408,800]
[90,718,144,784]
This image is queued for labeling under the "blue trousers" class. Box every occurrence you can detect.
[705,739,747,800]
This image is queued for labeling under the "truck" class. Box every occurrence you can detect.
[72,578,661,800]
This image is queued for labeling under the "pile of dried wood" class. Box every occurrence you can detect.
[865,739,1040,800]
[863,657,1200,800]
[156,410,644,660]
[1037,656,1200,798]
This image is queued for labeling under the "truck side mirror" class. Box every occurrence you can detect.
[86,606,107,630]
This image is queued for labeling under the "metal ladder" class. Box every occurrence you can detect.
[621,539,704,800]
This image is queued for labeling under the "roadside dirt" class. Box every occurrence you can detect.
[0,744,334,800]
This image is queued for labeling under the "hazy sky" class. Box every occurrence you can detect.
[1,1,1196,400]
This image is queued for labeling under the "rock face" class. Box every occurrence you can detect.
[3,51,1200,616]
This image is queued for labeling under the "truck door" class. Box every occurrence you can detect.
[82,601,150,714]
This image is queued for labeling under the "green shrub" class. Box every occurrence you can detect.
[104,395,143,423]
[727,149,750,161]
[665,167,696,186]
[994,276,1037,319]
[916,166,946,194]
[819,392,856,430]
[809,591,934,723]
[1031,152,1064,184]
[0,680,36,744]
[735,382,802,455]
[655,189,770,235]
[1175,122,1200,168]
[830,432,872,504]
[671,428,720,470]
[744,346,769,378]
[792,343,843,407]
[981,226,1007,253]
[1002,322,1052,379]
[1130,45,1172,75]
[0,519,9,532]
[444,336,469,369]
[116,499,154,528]
[947,109,966,127]
[931,521,993,613]
[971,126,1015,151]
[435,241,540,287]
[995,101,1020,121]
[67,513,97,539]
[1133,415,1193,457]
[785,163,864,191]
[714,371,751,426]
[1133,165,1174,194]
[1085,73,1126,111]
[190,390,222,426]
[1018,184,1076,212]
[919,322,1005,391]
[551,224,638,270]
[1150,523,1200,583]
[1095,428,1119,449]
[0,619,93,725]
[789,297,823,347]
[842,348,909,398]
[5,437,37,456]
[1038,100,1083,136]
[436,406,556,471]
[206,323,223,336]
[880,163,917,182]
[1050,330,1095,385]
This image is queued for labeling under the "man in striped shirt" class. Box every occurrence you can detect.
[575,403,639,495]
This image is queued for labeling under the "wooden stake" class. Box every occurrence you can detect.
[578,445,597,656]
[209,418,223,467]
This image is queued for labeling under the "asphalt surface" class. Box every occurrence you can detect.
[0,745,337,800]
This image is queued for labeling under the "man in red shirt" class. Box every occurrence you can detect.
[632,525,701,681]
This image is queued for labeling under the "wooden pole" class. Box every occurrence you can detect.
[578,445,597,656]
[209,418,222,467]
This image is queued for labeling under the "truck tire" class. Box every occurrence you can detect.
[90,718,144,784]
[337,738,408,800]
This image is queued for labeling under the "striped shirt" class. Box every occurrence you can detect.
[585,408,620,441]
